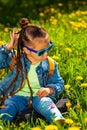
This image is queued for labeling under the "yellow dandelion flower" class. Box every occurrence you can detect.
[58,13,62,18]
[4,27,9,32]
[69,21,76,26]
[73,27,78,31]
[81,83,87,88]
[76,103,81,108]
[58,3,63,7]
[0,41,3,45]
[39,12,44,17]
[59,43,64,46]
[84,117,87,123]
[83,24,87,28]
[51,19,57,25]
[50,8,56,13]
[66,102,72,108]
[76,76,83,81]
[81,11,87,15]
[76,10,81,15]
[65,118,74,124]
[86,52,87,56]
[45,125,58,130]
[31,127,42,130]
[69,13,75,18]
[50,16,55,20]
[65,84,70,90]
[68,126,80,130]
[52,55,59,60]
[62,19,66,23]
[65,48,72,53]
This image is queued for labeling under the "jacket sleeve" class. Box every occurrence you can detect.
[46,61,64,97]
[0,44,14,69]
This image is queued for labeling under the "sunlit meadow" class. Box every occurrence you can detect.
[0,1,87,130]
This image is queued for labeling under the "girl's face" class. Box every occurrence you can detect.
[23,38,52,62]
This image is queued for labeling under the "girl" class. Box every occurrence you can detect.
[0,18,65,124]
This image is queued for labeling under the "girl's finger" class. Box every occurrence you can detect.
[10,31,14,38]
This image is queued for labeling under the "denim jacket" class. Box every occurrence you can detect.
[0,45,64,102]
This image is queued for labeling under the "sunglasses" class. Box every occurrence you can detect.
[24,41,53,56]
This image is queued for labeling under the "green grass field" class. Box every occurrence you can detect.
[0,1,87,130]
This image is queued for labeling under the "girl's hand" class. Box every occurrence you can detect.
[6,30,19,50]
[36,87,54,98]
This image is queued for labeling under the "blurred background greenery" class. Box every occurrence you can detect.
[0,0,87,27]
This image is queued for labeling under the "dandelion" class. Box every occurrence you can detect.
[58,13,62,18]
[0,41,3,45]
[66,102,72,108]
[65,118,74,124]
[51,19,57,25]
[58,3,63,7]
[4,27,9,32]
[52,55,59,60]
[86,52,87,56]
[73,27,78,31]
[45,125,58,130]
[50,16,55,20]
[65,48,72,53]
[69,21,76,26]
[50,8,56,13]
[81,83,87,88]
[76,10,81,15]
[81,11,87,15]
[76,76,83,81]
[65,84,70,90]
[39,12,44,17]
[59,43,64,46]
[76,103,81,108]
[31,127,42,130]
[68,126,80,130]
[84,117,87,123]
[69,13,75,18]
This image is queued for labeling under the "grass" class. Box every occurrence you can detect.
[0,0,87,130]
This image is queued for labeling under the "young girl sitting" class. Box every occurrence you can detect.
[0,18,65,124]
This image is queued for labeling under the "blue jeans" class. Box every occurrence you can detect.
[0,95,64,122]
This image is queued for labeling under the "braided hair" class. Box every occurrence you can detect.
[2,18,50,107]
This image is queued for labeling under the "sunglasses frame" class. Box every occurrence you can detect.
[24,41,53,56]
